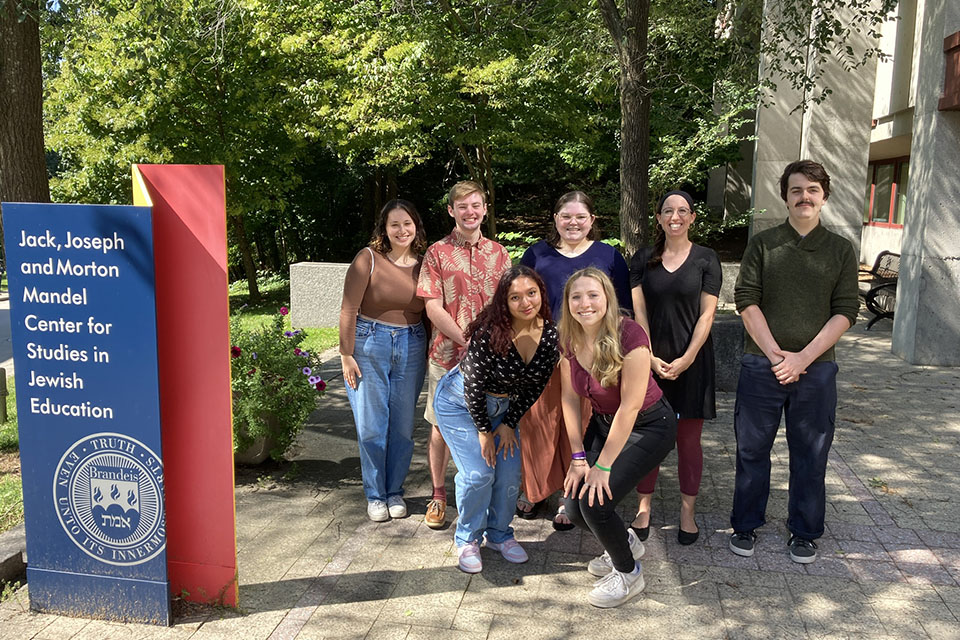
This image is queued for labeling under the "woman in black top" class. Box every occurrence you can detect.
[433,265,560,573]
[629,190,721,545]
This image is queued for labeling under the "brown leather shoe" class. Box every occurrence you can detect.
[425,499,446,529]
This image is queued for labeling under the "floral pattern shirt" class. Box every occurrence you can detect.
[461,322,560,432]
[416,231,511,369]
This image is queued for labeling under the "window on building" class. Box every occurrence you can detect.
[864,157,909,227]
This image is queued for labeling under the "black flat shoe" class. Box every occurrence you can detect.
[516,498,545,520]
[630,525,649,542]
[678,527,699,545]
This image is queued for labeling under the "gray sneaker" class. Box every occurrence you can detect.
[587,565,645,608]
[729,530,757,557]
[587,527,645,577]
[788,535,817,564]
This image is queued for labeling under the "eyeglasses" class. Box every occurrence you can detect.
[557,214,591,223]
[660,208,692,217]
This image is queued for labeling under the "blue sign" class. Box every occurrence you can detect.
[3,203,170,624]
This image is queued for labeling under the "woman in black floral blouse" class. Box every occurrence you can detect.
[433,265,560,574]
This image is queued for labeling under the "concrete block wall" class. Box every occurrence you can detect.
[289,262,349,329]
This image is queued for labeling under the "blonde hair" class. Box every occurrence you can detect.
[448,180,486,205]
[558,267,624,388]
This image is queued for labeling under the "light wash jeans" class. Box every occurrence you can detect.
[345,317,426,502]
[434,366,522,547]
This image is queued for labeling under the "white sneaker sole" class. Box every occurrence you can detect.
[790,551,816,564]
[587,540,645,577]
[588,575,645,608]
[388,506,407,518]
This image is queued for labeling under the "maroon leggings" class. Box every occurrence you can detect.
[635,418,703,495]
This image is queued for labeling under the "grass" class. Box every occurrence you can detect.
[0,377,22,535]
[229,273,340,356]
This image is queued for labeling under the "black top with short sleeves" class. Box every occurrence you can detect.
[460,321,560,433]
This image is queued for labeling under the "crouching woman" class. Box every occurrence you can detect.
[434,265,559,573]
[559,267,678,608]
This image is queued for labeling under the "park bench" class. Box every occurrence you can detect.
[859,250,900,330]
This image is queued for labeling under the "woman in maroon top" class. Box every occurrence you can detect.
[558,267,678,608]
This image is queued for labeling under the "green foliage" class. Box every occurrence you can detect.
[496,231,539,263]
[0,473,23,536]
[229,309,325,461]
[0,377,18,453]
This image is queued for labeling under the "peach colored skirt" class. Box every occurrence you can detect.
[518,367,593,503]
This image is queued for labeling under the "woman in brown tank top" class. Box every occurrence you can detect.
[338,199,428,522]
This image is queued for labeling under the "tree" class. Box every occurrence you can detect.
[0,0,51,257]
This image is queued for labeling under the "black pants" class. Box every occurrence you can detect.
[564,398,678,572]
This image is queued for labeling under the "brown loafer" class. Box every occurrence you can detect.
[425,499,446,529]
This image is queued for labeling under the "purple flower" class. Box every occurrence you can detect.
[300,351,309,358]
[308,375,321,385]
[302,367,312,376]
[284,331,293,337]
[252,352,258,360]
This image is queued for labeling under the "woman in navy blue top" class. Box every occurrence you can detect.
[515,191,631,529]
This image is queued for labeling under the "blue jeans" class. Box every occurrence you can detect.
[731,353,838,540]
[434,367,522,547]
[345,317,426,502]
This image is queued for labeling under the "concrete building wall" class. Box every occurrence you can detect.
[892,0,960,365]
[861,225,903,265]
[749,3,880,253]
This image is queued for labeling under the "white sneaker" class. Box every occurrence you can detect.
[387,496,407,519]
[588,565,645,608]
[367,500,389,522]
[587,527,645,577]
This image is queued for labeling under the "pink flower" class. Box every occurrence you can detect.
[315,380,326,392]
[279,306,289,315]
[294,348,302,355]
[230,346,241,358]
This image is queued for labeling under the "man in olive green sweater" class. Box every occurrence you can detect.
[729,160,859,564]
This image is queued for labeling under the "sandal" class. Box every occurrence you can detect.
[515,494,544,520]
[552,503,575,531]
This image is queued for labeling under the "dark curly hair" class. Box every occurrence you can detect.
[369,199,427,254]
[779,160,831,201]
[465,265,551,356]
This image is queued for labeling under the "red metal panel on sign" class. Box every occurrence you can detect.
[136,165,238,607]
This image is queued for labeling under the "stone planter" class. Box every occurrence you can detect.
[233,435,277,465]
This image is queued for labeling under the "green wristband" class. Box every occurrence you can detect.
[594,462,611,472]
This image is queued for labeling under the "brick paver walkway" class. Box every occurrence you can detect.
[2,315,959,639]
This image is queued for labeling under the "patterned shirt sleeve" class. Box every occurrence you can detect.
[461,330,495,433]
[502,325,560,429]
[416,245,442,300]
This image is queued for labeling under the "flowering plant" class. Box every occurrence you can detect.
[229,307,325,461]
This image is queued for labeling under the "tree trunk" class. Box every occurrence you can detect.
[0,0,50,258]
[598,0,652,255]
[229,213,260,303]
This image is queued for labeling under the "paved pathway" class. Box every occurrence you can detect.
[2,314,960,639]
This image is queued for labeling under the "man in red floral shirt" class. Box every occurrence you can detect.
[417,180,511,528]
